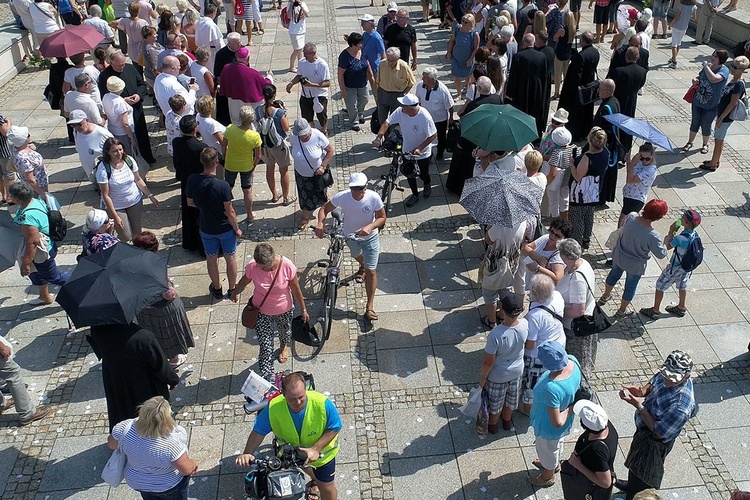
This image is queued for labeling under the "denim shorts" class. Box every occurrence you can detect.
[346,234,381,270]
[714,120,733,141]
[652,0,669,18]
[200,229,237,256]
[224,169,254,189]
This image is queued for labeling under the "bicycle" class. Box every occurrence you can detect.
[244,442,310,499]
[378,129,407,213]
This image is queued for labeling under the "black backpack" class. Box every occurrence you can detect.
[676,233,704,272]
[24,202,67,242]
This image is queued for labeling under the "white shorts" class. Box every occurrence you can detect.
[671,28,687,48]
[290,33,305,51]
[535,436,565,471]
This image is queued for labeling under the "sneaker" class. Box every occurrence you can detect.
[423,183,432,198]
[404,194,420,207]
[665,305,687,317]
[358,114,366,124]
[19,405,52,426]
[351,124,361,132]
[209,283,224,299]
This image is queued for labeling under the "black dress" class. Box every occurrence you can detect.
[507,47,550,138]
[559,44,600,142]
[172,135,207,253]
[594,96,621,203]
[87,324,179,431]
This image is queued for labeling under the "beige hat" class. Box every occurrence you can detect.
[551,108,569,124]
[106,76,126,94]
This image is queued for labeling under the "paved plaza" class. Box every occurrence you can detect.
[1,0,750,498]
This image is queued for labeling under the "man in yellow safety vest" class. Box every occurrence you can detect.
[236,372,342,499]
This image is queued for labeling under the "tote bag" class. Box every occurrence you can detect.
[101,419,134,487]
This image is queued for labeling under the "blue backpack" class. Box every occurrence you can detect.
[676,233,703,272]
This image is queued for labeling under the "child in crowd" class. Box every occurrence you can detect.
[640,209,702,319]
[165,94,186,156]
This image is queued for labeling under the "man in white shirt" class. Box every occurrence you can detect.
[286,42,331,135]
[372,93,437,207]
[415,66,454,161]
[195,3,224,72]
[315,173,387,323]
[154,55,198,116]
[64,73,106,127]
[67,109,113,186]
[63,52,103,111]
[84,4,115,45]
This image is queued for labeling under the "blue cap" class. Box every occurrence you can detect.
[538,341,569,372]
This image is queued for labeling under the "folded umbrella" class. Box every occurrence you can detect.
[460,169,543,228]
[603,113,676,153]
[39,25,106,58]
[56,243,168,328]
[460,104,539,152]
[0,211,24,273]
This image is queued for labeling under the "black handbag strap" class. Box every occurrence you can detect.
[297,137,317,174]
[254,256,282,309]
[574,269,595,299]
[532,304,564,324]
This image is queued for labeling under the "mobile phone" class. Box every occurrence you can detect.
[189,77,196,85]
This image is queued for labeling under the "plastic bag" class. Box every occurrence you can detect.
[459,386,483,417]
[476,387,490,435]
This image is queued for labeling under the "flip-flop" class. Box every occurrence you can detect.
[277,346,289,363]
[306,481,320,500]
[271,194,281,203]
[481,316,497,330]
[355,267,366,284]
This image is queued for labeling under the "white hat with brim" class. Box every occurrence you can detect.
[573,400,609,432]
[359,14,376,22]
[397,93,419,106]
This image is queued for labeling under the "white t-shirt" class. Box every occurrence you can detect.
[529,173,547,202]
[75,125,113,176]
[189,61,213,98]
[297,57,331,98]
[64,66,103,108]
[64,91,104,126]
[30,2,58,34]
[287,2,308,35]
[102,93,134,136]
[197,114,226,151]
[330,189,384,240]
[556,261,596,329]
[415,81,454,123]
[622,162,657,203]
[525,291,566,358]
[385,107,437,160]
[291,129,330,177]
[95,157,142,210]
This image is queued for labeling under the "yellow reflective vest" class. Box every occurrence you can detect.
[268,390,339,468]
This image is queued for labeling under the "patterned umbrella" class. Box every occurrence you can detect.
[460,169,543,228]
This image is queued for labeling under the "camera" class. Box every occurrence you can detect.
[273,99,285,109]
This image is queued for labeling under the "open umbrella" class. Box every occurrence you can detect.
[460,104,539,152]
[603,113,676,153]
[39,25,106,58]
[56,243,167,328]
[0,211,23,272]
[460,169,543,228]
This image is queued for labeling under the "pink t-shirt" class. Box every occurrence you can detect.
[246,257,298,316]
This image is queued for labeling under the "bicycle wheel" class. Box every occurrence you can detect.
[291,263,327,361]
[323,274,338,341]
[382,177,393,212]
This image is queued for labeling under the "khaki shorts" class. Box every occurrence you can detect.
[0,156,15,180]
[260,142,292,168]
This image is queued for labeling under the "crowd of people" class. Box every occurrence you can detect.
[0,0,748,498]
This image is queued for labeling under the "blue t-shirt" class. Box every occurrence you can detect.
[363,31,386,74]
[58,0,73,15]
[253,398,343,437]
[338,50,370,89]
[695,65,730,110]
[14,198,54,251]
[530,355,582,440]
[669,229,697,267]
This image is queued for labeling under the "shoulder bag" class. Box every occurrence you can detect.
[532,304,564,323]
[570,270,613,337]
[101,419,135,488]
[242,259,282,329]
[560,438,613,500]
[683,81,698,103]
[299,137,333,191]
[578,73,601,106]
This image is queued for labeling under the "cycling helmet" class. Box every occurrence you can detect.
[400,159,421,179]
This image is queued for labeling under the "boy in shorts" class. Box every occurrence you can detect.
[639,209,701,319]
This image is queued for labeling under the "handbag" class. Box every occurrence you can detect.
[476,387,490,435]
[299,138,334,191]
[570,271,613,337]
[683,82,698,104]
[459,386,483,417]
[241,260,282,329]
[234,0,245,16]
[730,87,749,121]
[370,110,380,134]
[604,225,624,250]
[101,419,135,487]
[578,76,601,106]
[291,315,321,347]
[560,439,613,500]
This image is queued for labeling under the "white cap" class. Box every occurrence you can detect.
[359,13,376,22]
[85,208,109,231]
[397,93,419,106]
[552,127,572,147]
[573,400,609,432]
[387,1,398,11]
[348,172,368,187]
[67,109,88,125]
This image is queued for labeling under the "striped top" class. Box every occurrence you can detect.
[0,115,11,159]
[112,418,188,493]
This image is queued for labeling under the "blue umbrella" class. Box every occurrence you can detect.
[603,113,676,153]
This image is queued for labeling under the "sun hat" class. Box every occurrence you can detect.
[387,1,398,11]
[640,8,652,22]
[7,126,29,148]
[552,127,572,147]
[537,341,569,372]
[106,76,126,94]
[359,13,376,22]
[67,109,88,125]
[660,350,693,383]
[551,108,569,124]
[349,172,368,187]
[573,400,609,432]
[291,118,312,136]
[85,209,110,232]
[397,93,419,106]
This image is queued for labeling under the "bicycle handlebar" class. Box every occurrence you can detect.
[310,227,367,241]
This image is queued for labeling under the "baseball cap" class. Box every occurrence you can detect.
[660,350,693,383]
[291,118,312,136]
[359,13,376,22]
[573,400,609,432]
[387,1,398,11]
[537,341,569,372]
[349,172,368,187]
[397,93,419,106]
[684,209,702,226]
[500,293,524,316]
[7,126,29,148]
[67,109,88,125]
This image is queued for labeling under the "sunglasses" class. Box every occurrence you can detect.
[350,186,366,191]
[640,156,652,162]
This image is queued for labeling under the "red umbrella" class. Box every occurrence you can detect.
[39,25,106,58]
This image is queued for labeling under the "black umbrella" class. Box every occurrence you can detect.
[56,243,168,328]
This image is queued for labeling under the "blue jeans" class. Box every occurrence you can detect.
[605,262,642,302]
[139,474,190,500]
[29,245,68,286]
[690,103,718,137]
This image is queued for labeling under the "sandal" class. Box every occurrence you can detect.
[277,345,289,363]
[271,194,281,203]
[532,458,561,473]
[528,474,556,487]
[481,316,497,330]
[306,481,320,500]
[282,196,297,206]
[699,163,718,171]
[639,307,660,319]
[682,142,693,152]
[365,309,378,321]
[298,217,310,230]
[700,145,709,154]
[355,267,366,284]
[614,310,633,319]
[169,353,187,368]
[665,305,687,317]
[597,295,612,306]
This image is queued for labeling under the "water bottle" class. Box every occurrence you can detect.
[673,217,682,235]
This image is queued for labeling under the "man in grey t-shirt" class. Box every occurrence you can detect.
[479,294,529,433]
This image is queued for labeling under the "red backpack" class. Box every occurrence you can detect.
[280,6,291,28]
